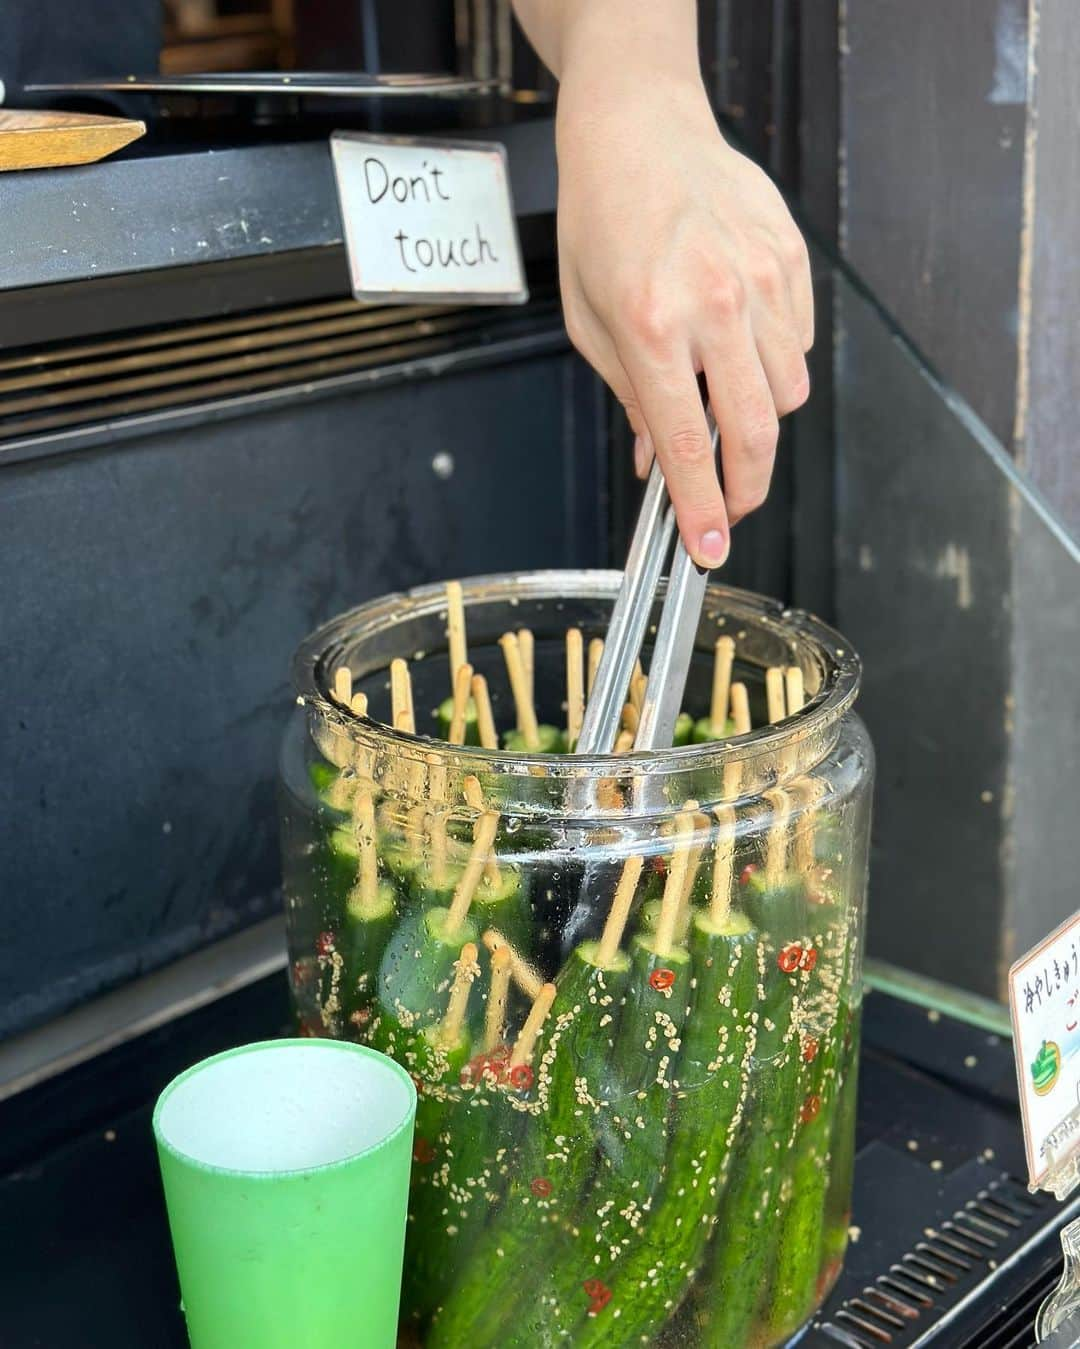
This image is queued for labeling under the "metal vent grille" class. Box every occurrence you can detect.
[0,291,561,445]
[819,1177,1052,1348]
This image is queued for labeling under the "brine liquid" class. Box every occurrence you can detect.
[279,770,862,1348]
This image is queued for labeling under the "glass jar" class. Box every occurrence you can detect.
[279,570,873,1348]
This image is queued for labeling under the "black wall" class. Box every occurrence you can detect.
[0,345,604,1038]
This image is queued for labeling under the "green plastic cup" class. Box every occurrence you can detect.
[153,1038,416,1349]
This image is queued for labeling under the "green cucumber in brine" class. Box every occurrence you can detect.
[378,815,500,1036]
[693,871,809,1348]
[401,945,488,1326]
[566,909,763,1347]
[822,1011,860,1272]
[696,1040,802,1347]
[765,893,854,1340]
[521,934,694,1339]
[338,879,397,1036]
[318,825,362,918]
[691,715,736,743]
[437,695,481,745]
[307,757,339,798]
[502,723,565,754]
[412,860,528,935]
[469,864,531,948]
[428,942,631,1348]
[375,906,479,1037]
[406,946,521,1328]
[405,1071,516,1327]
[673,711,695,746]
[764,1018,841,1340]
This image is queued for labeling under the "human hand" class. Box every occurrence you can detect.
[555,36,813,567]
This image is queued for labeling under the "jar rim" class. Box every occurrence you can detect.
[292,569,861,785]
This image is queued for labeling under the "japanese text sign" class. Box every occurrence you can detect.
[1008,910,1080,1193]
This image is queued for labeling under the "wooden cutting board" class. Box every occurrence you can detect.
[0,109,145,172]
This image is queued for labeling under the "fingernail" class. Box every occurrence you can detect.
[633,434,647,478]
[698,529,729,568]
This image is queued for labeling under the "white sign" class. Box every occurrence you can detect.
[1008,910,1080,1191]
[329,132,528,305]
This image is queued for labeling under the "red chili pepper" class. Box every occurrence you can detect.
[649,968,676,992]
[802,1036,819,1063]
[583,1279,612,1314]
[509,1063,534,1091]
[738,863,758,888]
[530,1177,553,1198]
[778,943,802,974]
[316,931,336,957]
[651,855,667,875]
[799,947,818,973]
[412,1137,435,1165]
[800,1093,822,1124]
[409,1072,424,1096]
[298,1018,322,1038]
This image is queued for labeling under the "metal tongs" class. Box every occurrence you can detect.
[577,410,720,756]
[560,412,718,951]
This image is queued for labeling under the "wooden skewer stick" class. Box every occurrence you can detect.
[499,632,540,749]
[765,666,786,725]
[614,728,634,754]
[679,811,710,928]
[710,636,736,734]
[793,776,825,874]
[517,628,535,708]
[463,775,501,886]
[730,682,752,735]
[566,627,585,749]
[595,854,645,968]
[428,808,449,888]
[763,787,791,888]
[426,753,447,803]
[333,665,353,707]
[447,662,474,745]
[438,942,480,1047]
[390,658,416,734]
[482,945,513,1053]
[784,665,805,716]
[621,701,640,735]
[349,691,368,717]
[722,682,753,801]
[446,810,500,935]
[629,660,647,714]
[354,788,380,911]
[509,981,557,1070]
[654,812,694,957]
[587,638,604,696]
[423,754,450,888]
[446,581,467,687]
[471,673,499,750]
[780,665,807,782]
[710,804,737,925]
[482,929,544,1000]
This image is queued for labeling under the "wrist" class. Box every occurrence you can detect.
[556,0,703,90]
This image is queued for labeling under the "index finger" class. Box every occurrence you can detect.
[618,346,729,569]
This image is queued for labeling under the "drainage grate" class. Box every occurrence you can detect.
[818,1176,1054,1348]
[0,290,562,445]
